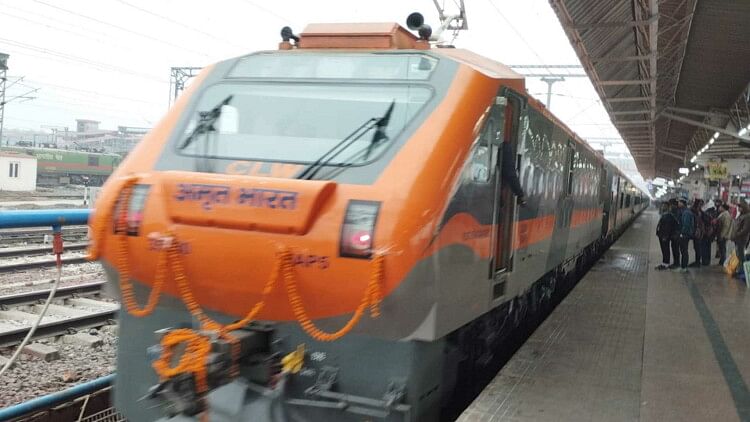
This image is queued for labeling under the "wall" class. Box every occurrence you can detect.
[0,156,37,191]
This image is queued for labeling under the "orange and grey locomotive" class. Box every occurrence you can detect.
[89,20,648,422]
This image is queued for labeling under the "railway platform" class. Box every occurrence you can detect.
[459,209,750,422]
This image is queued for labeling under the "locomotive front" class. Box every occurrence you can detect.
[90,22,510,422]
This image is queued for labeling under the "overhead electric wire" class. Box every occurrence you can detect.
[236,0,293,24]
[2,8,115,46]
[0,39,168,83]
[18,79,162,106]
[485,0,548,66]
[112,0,247,49]
[31,0,211,58]
[1,8,153,59]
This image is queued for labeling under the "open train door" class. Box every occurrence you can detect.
[599,164,609,238]
[490,89,525,300]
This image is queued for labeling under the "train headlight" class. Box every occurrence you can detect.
[340,200,380,259]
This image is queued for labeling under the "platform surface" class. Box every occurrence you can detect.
[458,210,750,422]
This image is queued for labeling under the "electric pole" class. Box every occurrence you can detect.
[0,53,8,146]
[509,65,586,110]
[168,67,202,108]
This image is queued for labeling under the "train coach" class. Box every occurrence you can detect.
[0,146,121,186]
[88,19,648,422]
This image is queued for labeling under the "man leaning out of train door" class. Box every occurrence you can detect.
[501,141,526,206]
[656,201,680,270]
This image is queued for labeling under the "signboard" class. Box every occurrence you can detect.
[706,161,728,181]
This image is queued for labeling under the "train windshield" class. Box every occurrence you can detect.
[178,81,432,165]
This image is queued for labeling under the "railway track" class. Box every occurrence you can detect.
[0,227,89,246]
[0,256,89,273]
[0,242,89,259]
[0,281,116,348]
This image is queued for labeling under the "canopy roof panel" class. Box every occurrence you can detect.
[550,0,750,179]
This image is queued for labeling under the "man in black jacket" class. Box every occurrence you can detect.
[668,198,681,269]
[501,141,526,206]
[656,200,680,270]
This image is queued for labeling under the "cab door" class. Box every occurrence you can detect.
[490,89,524,300]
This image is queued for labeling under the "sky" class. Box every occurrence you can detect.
[0,0,644,185]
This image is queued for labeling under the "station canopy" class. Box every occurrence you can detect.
[549,0,750,179]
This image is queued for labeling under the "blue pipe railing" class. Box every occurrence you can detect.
[0,209,91,232]
[0,374,115,420]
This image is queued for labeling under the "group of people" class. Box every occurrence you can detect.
[656,198,750,276]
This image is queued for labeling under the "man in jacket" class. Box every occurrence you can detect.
[656,201,679,270]
[716,203,732,266]
[501,141,526,206]
[669,198,682,269]
[676,199,694,272]
[732,203,750,274]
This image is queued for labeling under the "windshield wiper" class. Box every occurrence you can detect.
[297,100,396,181]
[178,95,233,150]
[364,100,395,160]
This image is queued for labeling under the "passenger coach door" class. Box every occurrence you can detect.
[599,164,609,238]
[492,90,524,281]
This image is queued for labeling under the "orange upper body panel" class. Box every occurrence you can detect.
[93,54,515,322]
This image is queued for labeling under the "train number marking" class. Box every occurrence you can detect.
[292,254,329,269]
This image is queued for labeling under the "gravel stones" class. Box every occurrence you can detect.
[0,327,117,408]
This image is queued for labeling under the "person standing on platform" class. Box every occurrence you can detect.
[699,200,714,266]
[669,198,682,269]
[716,203,732,266]
[656,201,680,270]
[689,200,707,267]
[676,199,694,273]
[731,203,750,275]
[709,199,722,259]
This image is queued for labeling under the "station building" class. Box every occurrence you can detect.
[0,151,37,191]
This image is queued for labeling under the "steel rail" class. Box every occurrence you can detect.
[0,242,89,258]
[0,305,117,348]
[0,281,106,307]
[0,256,89,272]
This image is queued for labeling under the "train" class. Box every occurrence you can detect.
[0,146,121,186]
[88,18,648,422]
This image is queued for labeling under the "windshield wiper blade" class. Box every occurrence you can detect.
[296,118,378,180]
[178,95,233,150]
[297,100,396,181]
[364,99,395,160]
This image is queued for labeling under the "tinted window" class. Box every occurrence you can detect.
[229,53,438,81]
[179,83,432,165]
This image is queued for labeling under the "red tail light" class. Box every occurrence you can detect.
[340,200,380,259]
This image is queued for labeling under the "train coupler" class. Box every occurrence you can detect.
[144,323,274,417]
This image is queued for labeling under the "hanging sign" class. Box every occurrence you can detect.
[706,161,728,181]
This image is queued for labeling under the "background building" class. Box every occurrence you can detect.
[0,151,37,191]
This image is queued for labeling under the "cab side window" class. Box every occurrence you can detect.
[470,114,500,184]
